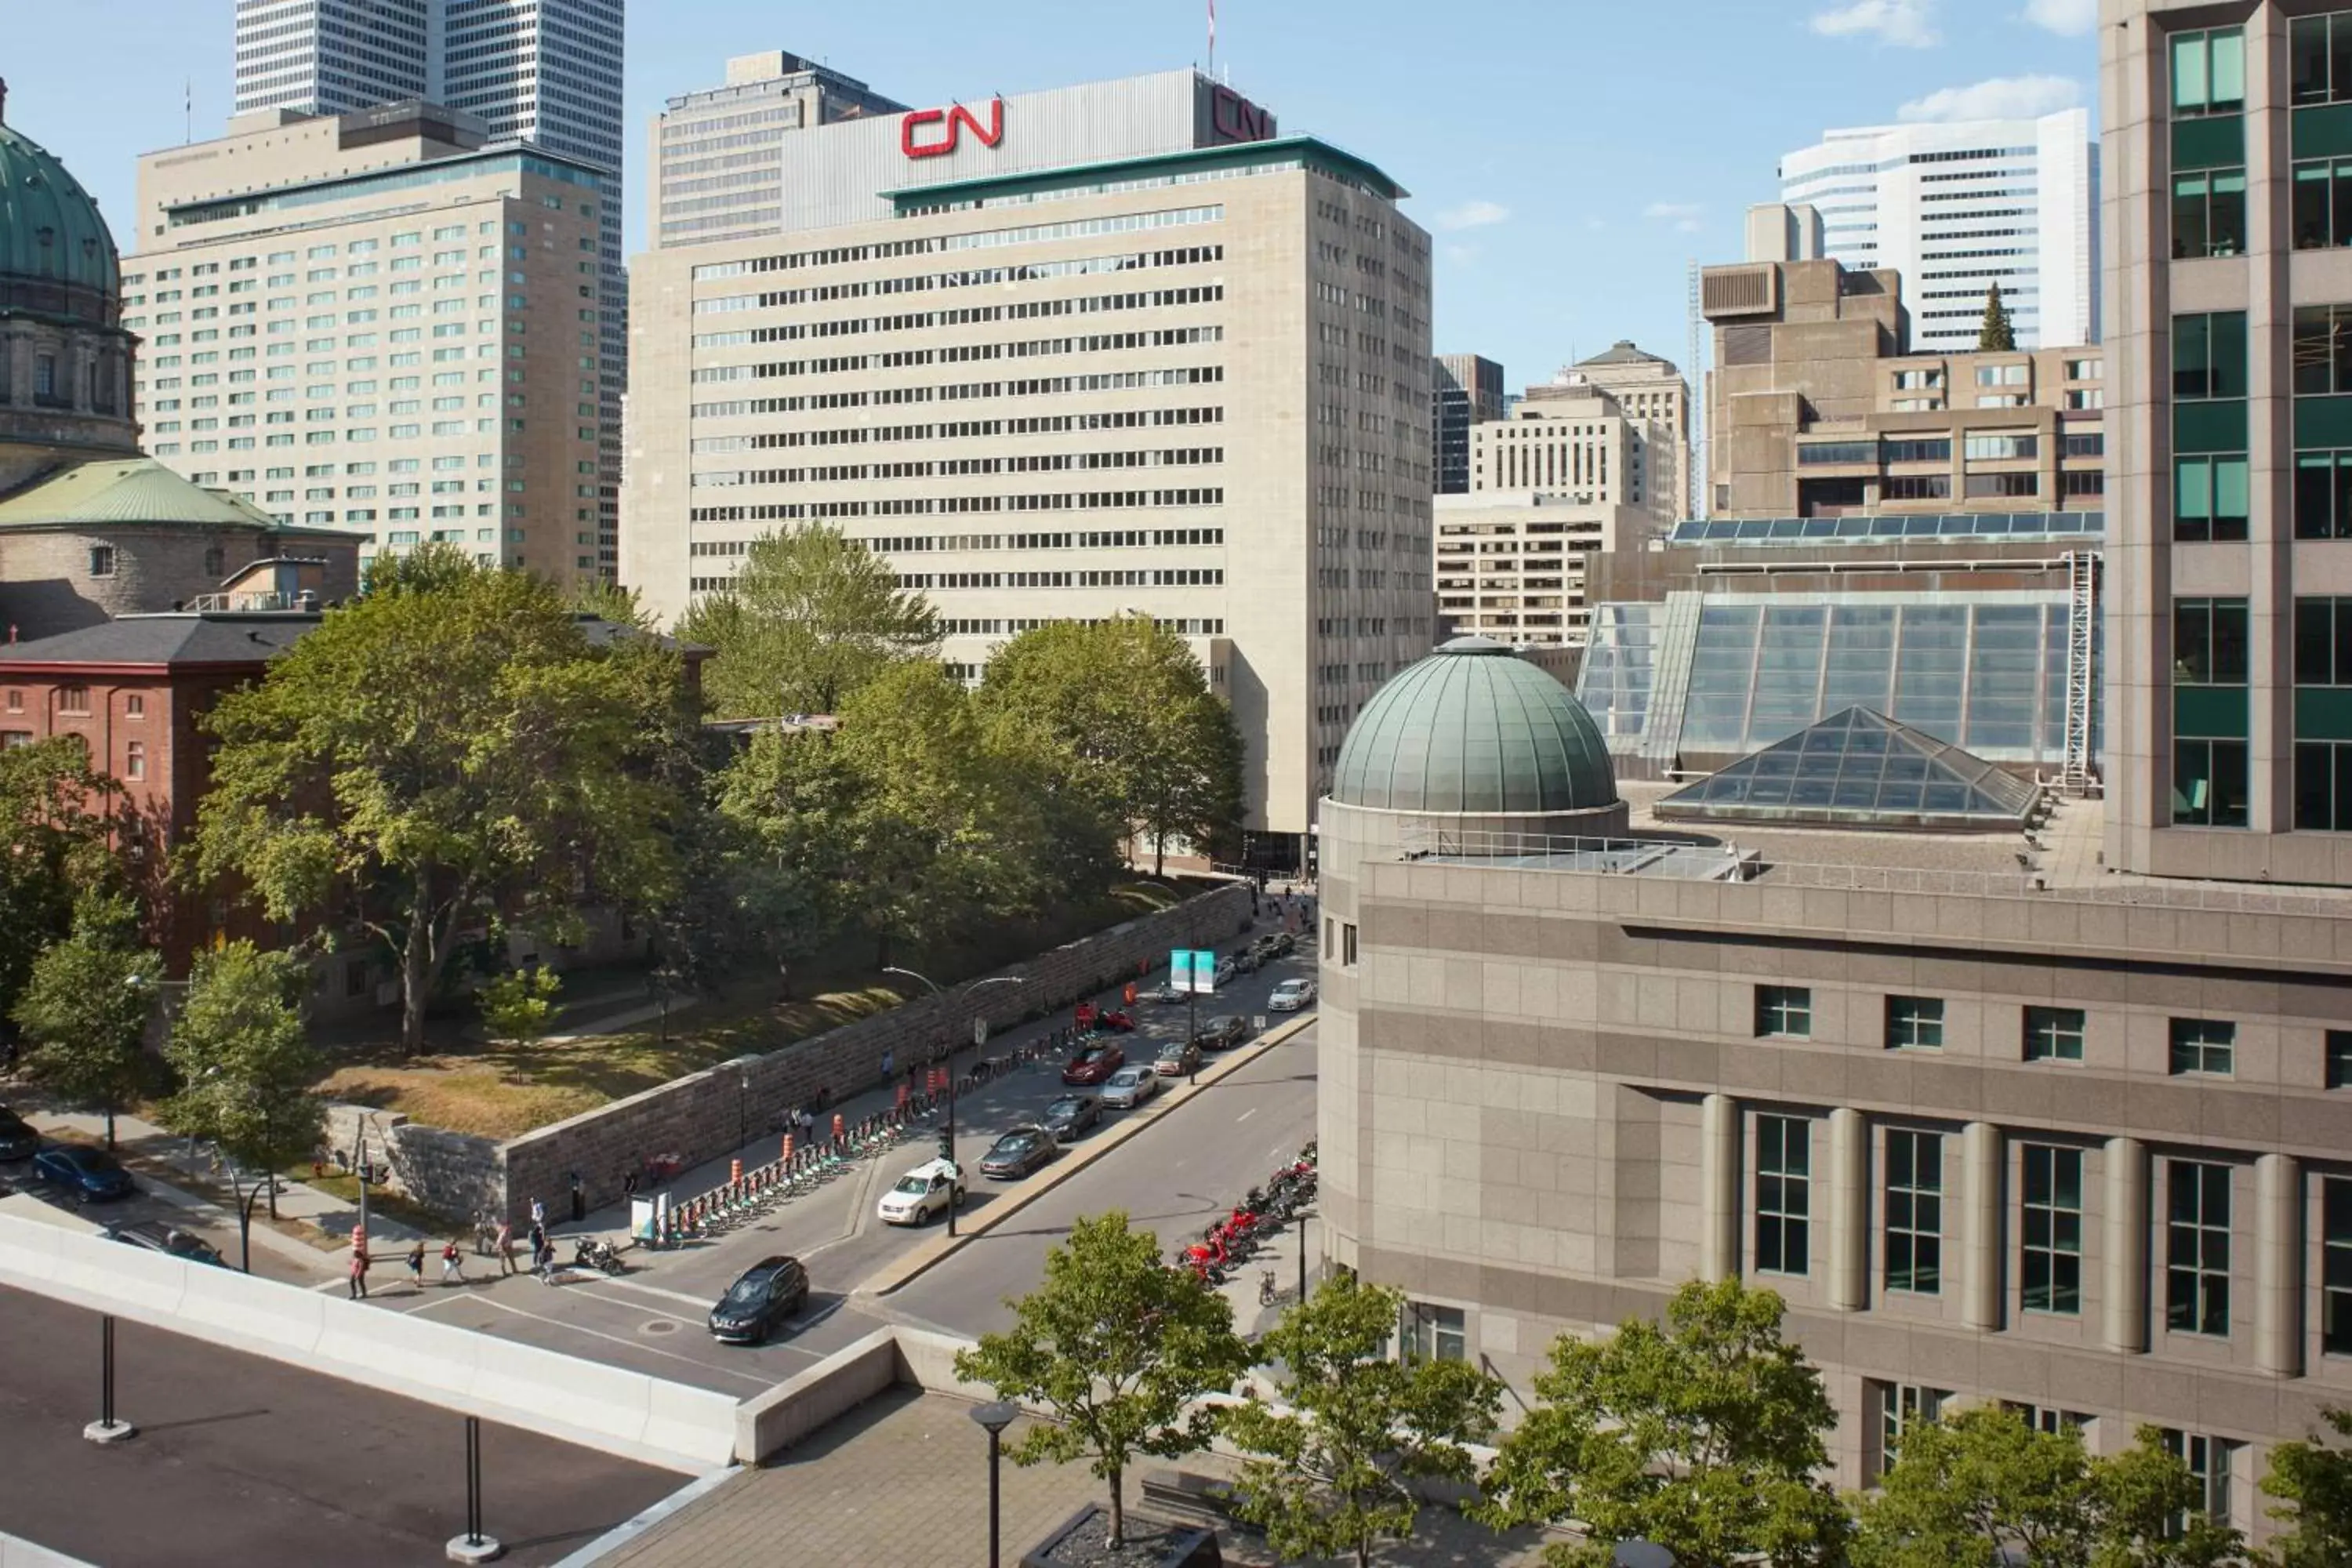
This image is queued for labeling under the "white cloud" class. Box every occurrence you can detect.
[1897,74,2082,122]
[1644,201,1705,234]
[2021,0,2096,35]
[1809,0,1940,48]
[1436,199,1510,231]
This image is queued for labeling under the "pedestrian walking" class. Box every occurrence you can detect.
[533,1236,557,1283]
[495,1218,515,1276]
[530,1195,546,1233]
[473,1209,493,1257]
[569,1171,585,1225]
[622,1169,639,1203]
[441,1237,464,1287]
[405,1240,426,1290]
[880,1048,895,1087]
[348,1243,370,1299]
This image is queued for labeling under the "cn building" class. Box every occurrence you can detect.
[623,69,1436,867]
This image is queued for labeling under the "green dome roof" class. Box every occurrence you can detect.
[1330,636,1618,815]
[0,118,120,327]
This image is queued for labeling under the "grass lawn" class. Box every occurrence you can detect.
[312,879,1185,1141]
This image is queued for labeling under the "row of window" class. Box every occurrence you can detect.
[1755,984,2299,1079]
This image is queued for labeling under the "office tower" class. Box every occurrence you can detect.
[1779,108,2099,350]
[625,70,1432,867]
[229,0,624,576]
[124,101,611,589]
[1527,341,1693,521]
[1431,353,1501,495]
[653,52,907,249]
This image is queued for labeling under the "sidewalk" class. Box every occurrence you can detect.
[21,1106,430,1253]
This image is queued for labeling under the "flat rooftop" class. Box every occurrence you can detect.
[0,1286,685,1567]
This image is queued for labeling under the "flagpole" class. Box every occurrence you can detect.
[1207,0,1216,78]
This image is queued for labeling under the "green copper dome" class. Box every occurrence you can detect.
[0,118,121,327]
[1330,636,1618,815]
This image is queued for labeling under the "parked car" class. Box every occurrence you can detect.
[707,1255,809,1345]
[1269,978,1318,1012]
[1062,1043,1125,1086]
[1091,1007,1136,1033]
[1041,1094,1101,1142]
[1213,956,1236,986]
[1145,980,1189,1004]
[876,1158,964,1226]
[0,1106,38,1162]
[1261,931,1298,958]
[33,1145,132,1203]
[1231,947,1263,976]
[1101,1063,1162,1110]
[104,1220,227,1268]
[980,1125,1057,1180]
[1153,1039,1202,1078]
[1195,1014,1249,1051]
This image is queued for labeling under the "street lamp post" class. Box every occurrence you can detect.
[969,1400,1018,1568]
[883,967,1022,1240]
[737,1073,750,1152]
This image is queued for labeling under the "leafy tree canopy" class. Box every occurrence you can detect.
[678,523,940,718]
[0,736,125,1037]
[11,891,161,1147]
[158,939,325,1185]
[953,1210,1251,1548]
[2263,1406,2352,1568]
[193,556,682,1051]
[1979,281,2017,352]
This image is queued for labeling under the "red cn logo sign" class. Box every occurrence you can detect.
[1210,86,1276,144]
[902,99,1004,160]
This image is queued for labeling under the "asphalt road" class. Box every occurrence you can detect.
[368,922,1322,1396]
[889,1024,1319,1341]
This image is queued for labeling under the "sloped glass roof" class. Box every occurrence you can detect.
[1654,706,2041,832]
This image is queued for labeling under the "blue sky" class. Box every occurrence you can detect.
[8,0,2096,389]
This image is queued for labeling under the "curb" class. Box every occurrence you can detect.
[858,1010,1318,1298]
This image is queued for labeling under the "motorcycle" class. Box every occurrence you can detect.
[572,1236,626,1276]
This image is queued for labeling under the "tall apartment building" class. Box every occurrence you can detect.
[123,101,610,589]
[1431,352,1501,495]
[653,52,906,249]
[230,0,625,576]
[1530,341,1693,521]
[625,69,1433,865]
[1780,108,2100,350]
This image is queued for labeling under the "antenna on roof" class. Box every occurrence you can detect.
[184,78,193,145]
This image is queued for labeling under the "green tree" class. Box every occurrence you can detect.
[1476,1278,1853,1568]
[1222,1274,1504,1567]
[11,892,160,1149]
[677,523,940,719]
[477,966,561,1045]
[156,940,324,1262]
[193,557,683,1053]
[1979,281,2017,352]
[953,1211,1252,1548]
[0,736,124,1043]
[981,616,1245,874]
[2263,1406,2352,1567]
[1853,1406,2102,1568]
[2089,1426,2243,1567]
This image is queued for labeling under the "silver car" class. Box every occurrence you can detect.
[1100,1063,1162,1109]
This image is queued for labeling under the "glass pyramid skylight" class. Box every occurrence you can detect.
[1655,706,2042,832]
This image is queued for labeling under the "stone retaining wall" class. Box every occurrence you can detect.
[320,1103,502,1225]
[495,883,1250,1225]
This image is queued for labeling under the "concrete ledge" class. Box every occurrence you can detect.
[0,1531,98,1568]
[0,1213,738,1474]
[858,1011,1318,1298]
[735,1326,899,1461]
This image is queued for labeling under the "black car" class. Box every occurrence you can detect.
[1040,1094,1100,1142]
[1254,931,1296,960]
[1195,1014,1249,1051]
[105,1220,227,1268]
[0,1106,37,1162]
[707,1255,809,1345]
[1231,947,1263,976]
[980,1125,1056,1180]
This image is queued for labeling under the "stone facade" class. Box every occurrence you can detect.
[1318,797,2352,1532]
[491,882,1251,1224]
[0,524,358,642]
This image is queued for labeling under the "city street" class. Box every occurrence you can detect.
[365,916,1321,1394]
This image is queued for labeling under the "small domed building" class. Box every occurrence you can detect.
[0,86,355,641]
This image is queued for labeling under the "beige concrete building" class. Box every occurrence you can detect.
[1526,340,1693,521]
[1315,637,2352,1534]
[652,52,906,250]
[624,70,1434,862]
[1701,252,2104,519]
[1432,495,1653,648]
[122,100,612,588]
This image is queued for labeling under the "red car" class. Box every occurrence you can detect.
[1092,1008,1136,1033]
[1062,1043,1126,1085]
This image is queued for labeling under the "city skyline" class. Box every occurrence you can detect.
[10,0,2097,393]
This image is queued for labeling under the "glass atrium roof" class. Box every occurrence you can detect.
[1667,511,2103,546]
[1655,706,2042,832]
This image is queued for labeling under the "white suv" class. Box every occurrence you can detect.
[877,1157,965,1225]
